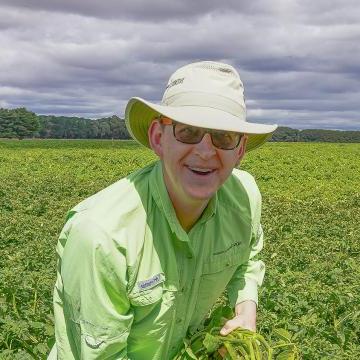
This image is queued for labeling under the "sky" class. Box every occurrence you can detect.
[0,0,359,130]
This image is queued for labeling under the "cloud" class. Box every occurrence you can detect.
[0,1,359,129]
[0,0,274,21]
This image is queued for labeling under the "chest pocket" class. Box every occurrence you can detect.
[202,249,244,275]
[129,282,164,307]
[127,280,178,359]
[128,276,178,325]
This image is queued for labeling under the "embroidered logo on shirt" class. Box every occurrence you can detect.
[213,241,242,255]
[137,273,164,291]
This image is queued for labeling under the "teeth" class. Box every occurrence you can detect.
[189,167,213,172]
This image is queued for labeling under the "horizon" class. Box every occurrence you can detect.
[2,105,360,132]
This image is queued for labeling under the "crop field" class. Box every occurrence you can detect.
[0,139,359,359]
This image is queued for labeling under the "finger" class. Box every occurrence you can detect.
[220,320,237,336]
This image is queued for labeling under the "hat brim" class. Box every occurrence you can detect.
[125,97,278,152]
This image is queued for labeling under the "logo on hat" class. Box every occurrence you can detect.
[166,77,185,90]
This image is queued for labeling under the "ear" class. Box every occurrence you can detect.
[148,119,164,157]
[235,134,248,164]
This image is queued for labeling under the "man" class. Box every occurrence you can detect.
[49,61,277,359]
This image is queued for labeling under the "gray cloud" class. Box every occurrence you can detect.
[2,0,359,24]
[0,0,270,21]
[0,1,359,129]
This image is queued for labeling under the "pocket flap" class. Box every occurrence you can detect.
[129,283,163,306]
[202,250,244,275]
[129,273,165,306]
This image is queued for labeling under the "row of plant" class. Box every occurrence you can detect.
[0,140,359,359]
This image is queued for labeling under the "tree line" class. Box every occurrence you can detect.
[0,108,130,139]
[1,107,360,143]
[270,126,360,143]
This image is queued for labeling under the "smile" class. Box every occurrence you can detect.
[187,166,216,176]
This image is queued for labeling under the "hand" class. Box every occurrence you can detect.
[219,300,257,336]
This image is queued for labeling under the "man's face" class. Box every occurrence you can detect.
[149,120,247,207]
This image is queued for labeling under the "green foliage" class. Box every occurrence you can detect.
[0,108,39,139]
[0,140,359,359]
[37,114,130,139]
[174,305,299,359]
[271,127,300,142]
[0,107,130,140]
[298,129,360,143]
[271,127,360,143]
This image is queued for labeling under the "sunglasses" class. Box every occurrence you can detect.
[158,116,243,150]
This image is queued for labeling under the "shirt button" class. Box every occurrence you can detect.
[176,318,182,324]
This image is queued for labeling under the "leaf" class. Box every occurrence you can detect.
[291,329,305,341]
[273,328,292,342]
[224,341,243,359]
[46,335,55,349]
[34,343,49,355]
[191,336,205,353]
[185,346,199,359]
[252,339,263,360]
[203,333,222,353]
[30,321,44,329]
[205,305,234,330]
[45,324,54,336]
[276,349,298,360]
[246,339,256,360]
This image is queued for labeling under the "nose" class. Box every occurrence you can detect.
[193,133,216,159]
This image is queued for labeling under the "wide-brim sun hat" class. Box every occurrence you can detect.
[125,61,277,151]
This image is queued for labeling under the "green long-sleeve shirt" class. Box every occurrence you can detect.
[49,161,265,359]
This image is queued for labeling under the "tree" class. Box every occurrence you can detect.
[271,127,300,142]
[0,107,39,139]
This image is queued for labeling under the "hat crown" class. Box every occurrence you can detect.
[161,61,246,117]
[124,60,277,152]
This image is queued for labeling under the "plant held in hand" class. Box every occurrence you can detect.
[173,306,300,360]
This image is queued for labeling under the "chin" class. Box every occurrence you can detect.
[186,188,216,202]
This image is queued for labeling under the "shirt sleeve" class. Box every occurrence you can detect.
[226,224,265,307]
[53,215,133,359]
[226,170,265,307]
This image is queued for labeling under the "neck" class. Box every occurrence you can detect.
[171,196,209,232]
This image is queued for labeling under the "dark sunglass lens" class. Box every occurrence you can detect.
[174,124,204,144]
[211,131,240,149]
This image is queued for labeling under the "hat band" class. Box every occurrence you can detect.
[161,92,246,119]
